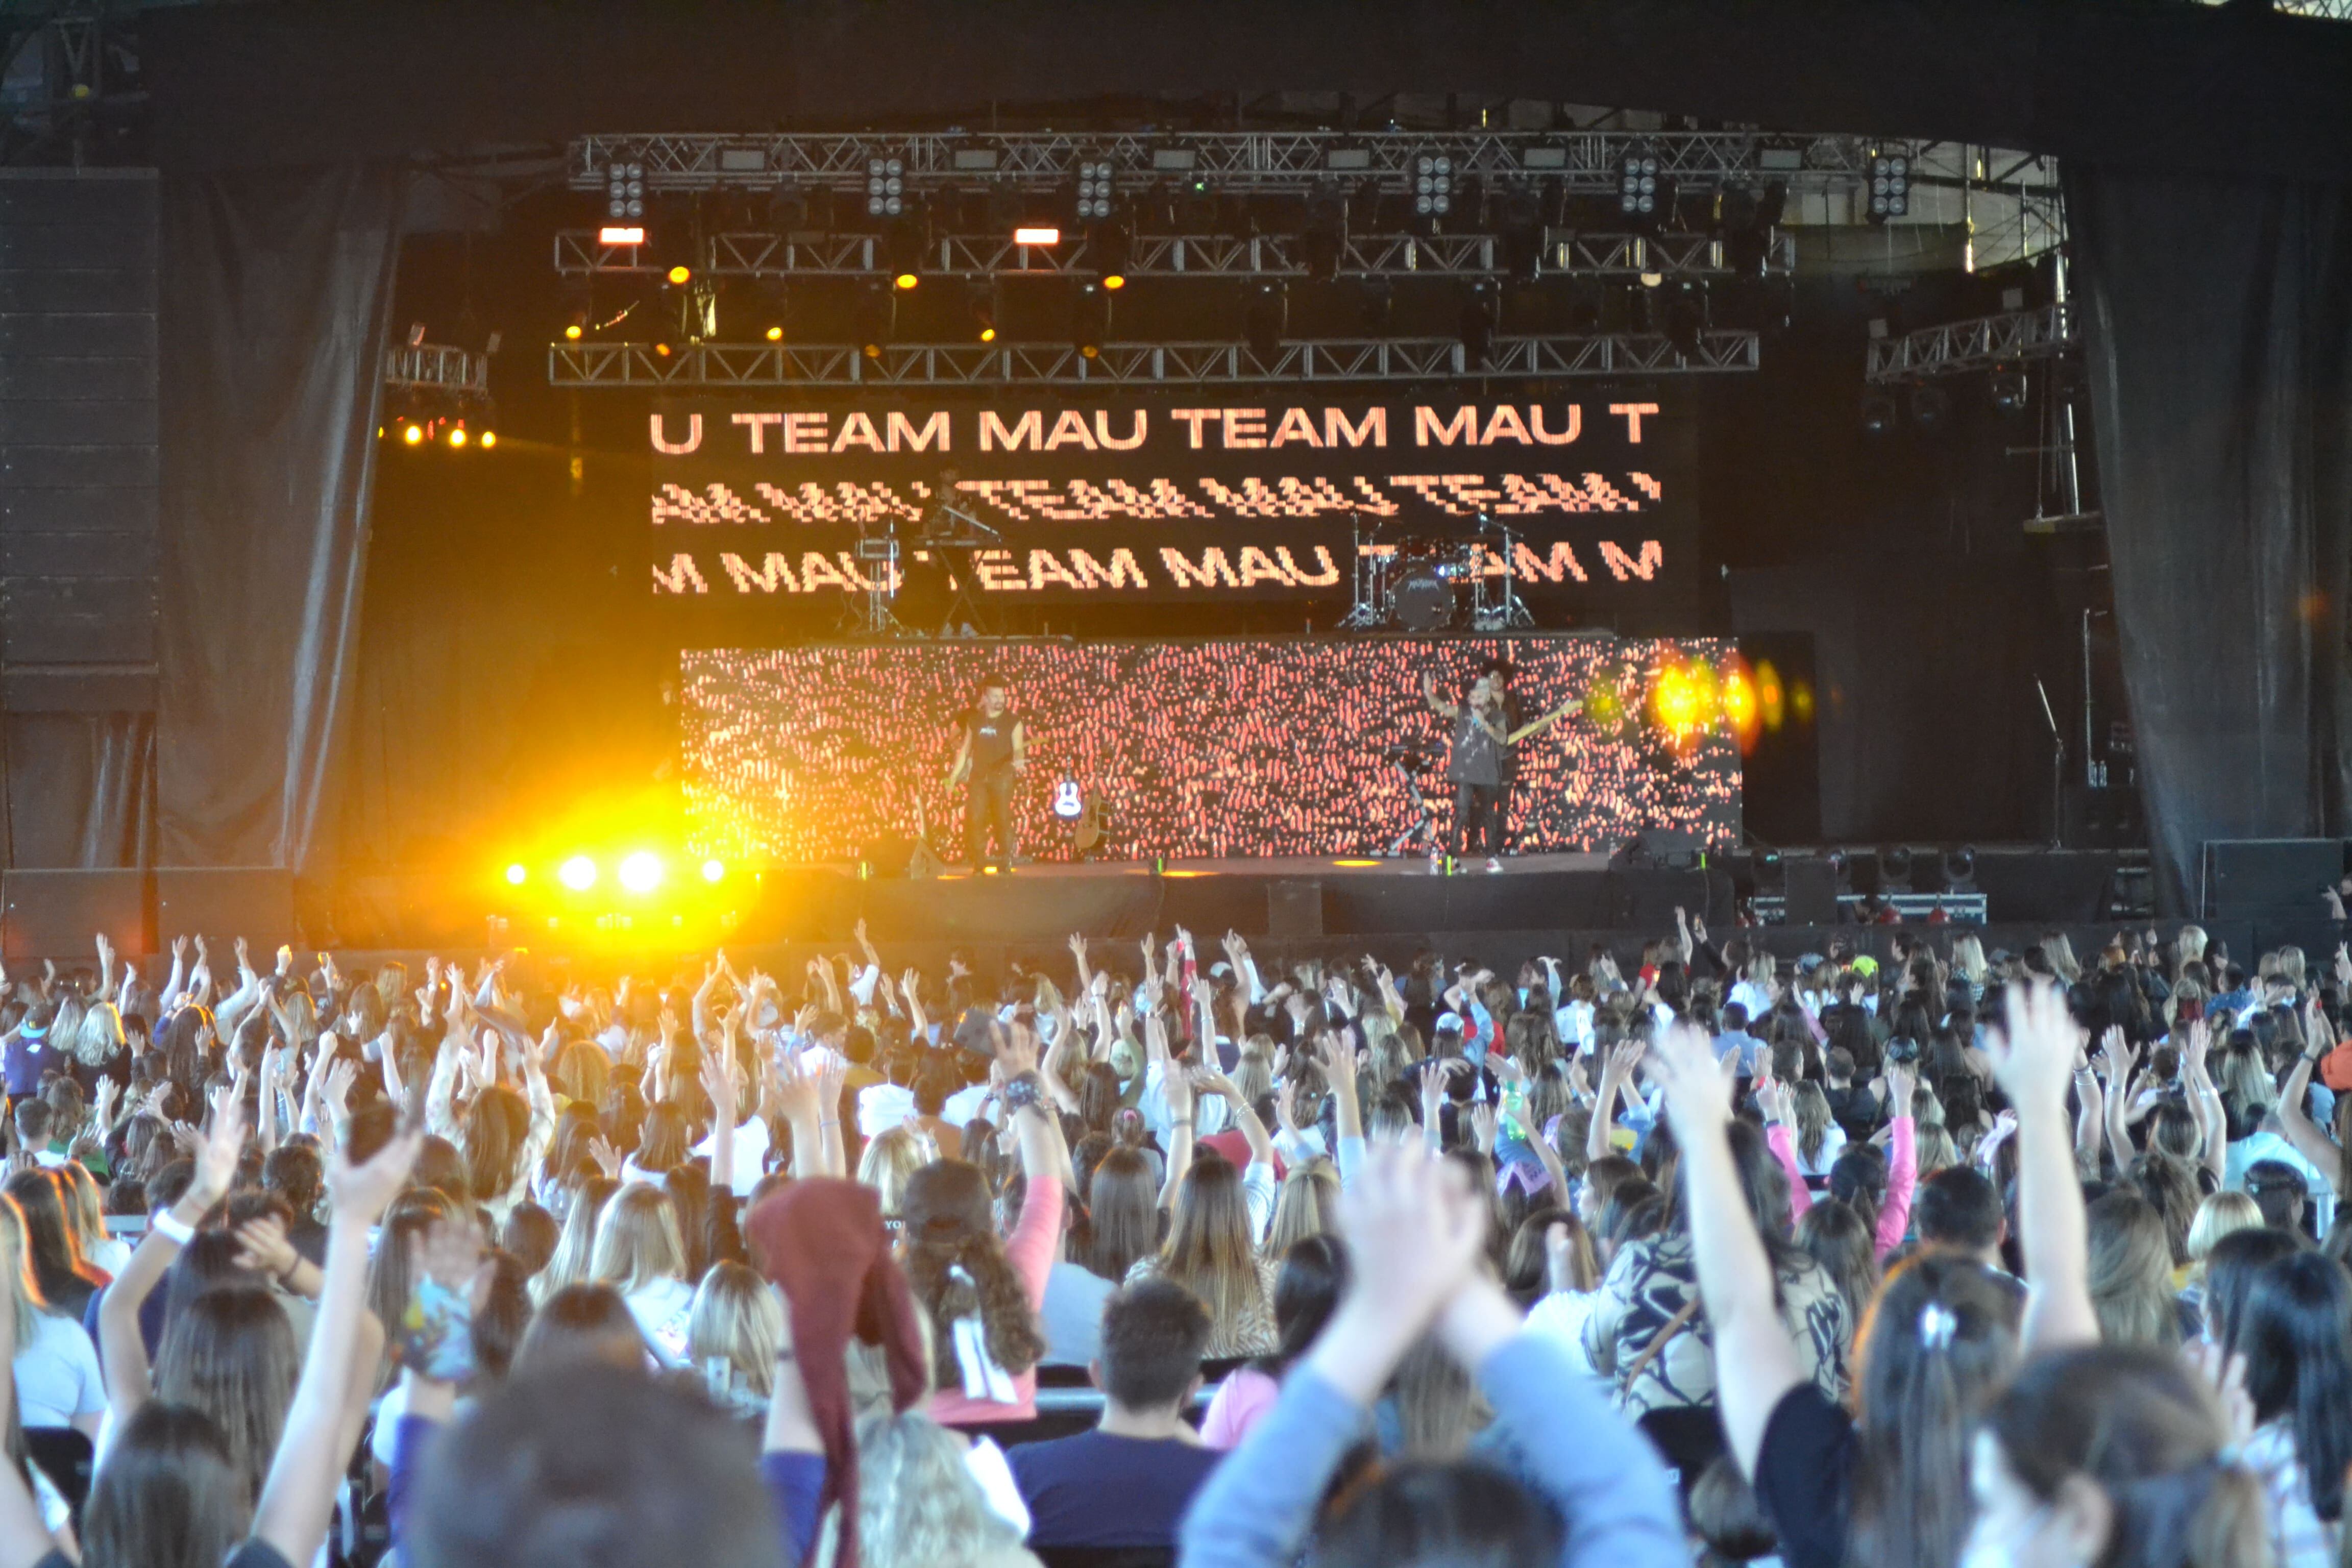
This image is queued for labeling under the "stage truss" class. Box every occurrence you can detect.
[549,330,1761,387]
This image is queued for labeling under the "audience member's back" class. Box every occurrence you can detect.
[408,1364,786,1568]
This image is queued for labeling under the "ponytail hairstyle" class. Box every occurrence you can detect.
[900,1159,1046,1390]
[1845,1255,2020,1568]
[1979,1345,2268,1568]
[2238,1251,2352,1523]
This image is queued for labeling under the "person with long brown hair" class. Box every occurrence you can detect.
[1126,1150,1280,1358]
[901,1025,1065,1428]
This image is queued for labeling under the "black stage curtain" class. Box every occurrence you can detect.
[1,714,154,869]
[155,166,407,869]
[2066,167,2352,913]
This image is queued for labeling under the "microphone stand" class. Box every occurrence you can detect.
[2036,677,2064,849]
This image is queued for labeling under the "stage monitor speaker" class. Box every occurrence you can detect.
[154,869,295,953]
[1267,880,1324,941]
[1609,828,1709,872]
[1,870,146,960]
[2201,839,2344,919]
[1784,858,1841,926]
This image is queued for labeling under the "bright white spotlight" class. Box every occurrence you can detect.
[557,855,598,891]
[701,859,726,884]
[504,863,527,886]
[618,851,664,894]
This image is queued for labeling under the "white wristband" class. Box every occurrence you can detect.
[150,1210,195,1246]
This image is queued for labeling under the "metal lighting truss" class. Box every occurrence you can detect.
[547,331,1760,388]
[1864,301,2074,384]
[554,227,1792,281]
[571,129,1885,196]
[384,344,489,391]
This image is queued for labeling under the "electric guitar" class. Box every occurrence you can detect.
[1507,697,1585,746]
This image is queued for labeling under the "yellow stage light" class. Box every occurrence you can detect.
[478,430,497,449]
[557,855,598,891]
[893,272,919,291]
[701,859,726,884]
[504,863,528,886]
[765,325,783,341]
[401,424,424,446]
[978,326,996,343]
[618,851,664,894]
[564,323,583,340]
[1102,274,1126,290]
[667,264,691,285]
[447,426,468,448]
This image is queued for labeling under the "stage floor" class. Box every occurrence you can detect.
[899,850,1613,881]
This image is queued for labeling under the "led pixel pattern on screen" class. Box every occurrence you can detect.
[681,639,1742,864]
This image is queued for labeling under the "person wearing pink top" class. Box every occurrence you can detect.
[901,1059,1069,1429]
[1764,1063,1919,1261]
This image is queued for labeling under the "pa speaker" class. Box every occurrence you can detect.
[1784,858,1841,926]
[1609,828,1709,872]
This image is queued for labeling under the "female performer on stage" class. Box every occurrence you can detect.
[1422,671,1510,874]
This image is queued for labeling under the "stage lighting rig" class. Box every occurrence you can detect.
[1861,388,1898,436]
[1413,153,1454,220]
[867,155,906,218]
[1866,152,1909,222]
[603,160,645,222]
[1990,363,2030,413]
[1910,382,1951,430]
[1074,158,1117,221]
[1243,282,1287,355]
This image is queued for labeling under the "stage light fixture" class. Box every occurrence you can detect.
[1071,279,1110,359]
[1867,152,1910,222]
[1940,845,1978,892]
[701,859,726,884]
[401,423,425,446]
[666,263,691,286]
[1014,226,1061,247]
[1880,845,1914,893]
[1457,281,1497,367]
[618,851,664,894]
[866,155,905,218]
[447,426,468,448]
[603,161,645,222]
[564,322,583,340]
[504,863,528,886]
[478,430,497,450]
[1074,158,1116,221]
[1910,382,1951,430]
[1990,364,2029,414]
[1101,273,1126,290]
[597,225,646,247]
[557,855,598,891]
[1860,389,1897,436]
[1243,282,1287,356]
[1619,151,1660,218]
[1413,152,1454,219]
[966,280,997,343]
[654,341,672,357]
[764,324,783,342]
[893,272,919,291]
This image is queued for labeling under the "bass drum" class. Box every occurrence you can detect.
[1393,567,1455,632]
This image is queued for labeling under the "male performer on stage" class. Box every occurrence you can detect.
[1422,670,1510,875]
[943,678,1026,872]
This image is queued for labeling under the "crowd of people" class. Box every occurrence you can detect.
[0,916,2339,1567]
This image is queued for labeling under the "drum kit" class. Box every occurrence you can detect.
[1338,512,1536,633]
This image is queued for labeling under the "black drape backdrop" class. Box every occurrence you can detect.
[2066,168,2352,913]
[155,166,406,870]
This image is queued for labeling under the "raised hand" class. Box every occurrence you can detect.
[1469,1101,1499,1154]
[190,1092,248,1210]
[1648,1021,1733,1140]
[233,1213,300,1284]
[1275,1080,1301,1134]
[1333,1141,1488,1335]
[586,1134,624,1181]
[701,1048,741,1125]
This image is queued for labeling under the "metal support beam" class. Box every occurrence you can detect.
[385,344,491,391]
[571,129,1886,197]
[547,331,1761,388]
[1864,302,2074,384]
[554,227,1793,281]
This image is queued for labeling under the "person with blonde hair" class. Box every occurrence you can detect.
[532,1175,616,1307]
[1789,1082,1846,1178]
[829,1408,1041,1568]
[1128,1155,1280,1358]
[0,1192,104,1435]
[686,1260,784,1418]
[1262,1160,1338,1260]
[857,1125,936,1221]
[591,1183,694,1365]
[2086,1190,2186,1348]
[2184,1190,2265,1322]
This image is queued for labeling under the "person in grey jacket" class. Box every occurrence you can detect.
[1177,1142,1685,1568]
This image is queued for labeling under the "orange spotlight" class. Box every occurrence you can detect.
[666,263,691,285]
[564,323,583,340]
[893,272,919,291]
[478,430,497,450]
[504,863,527,886]
[447,426,468,448]
[1651,665,1705,738]
[654,342,672,357]
[978,326,997,343]
[1791,680,1816,723]
[401,423,424,446]
[1756,660,1786,731]
[1102,273,1126,290]
[764,325,783,341]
